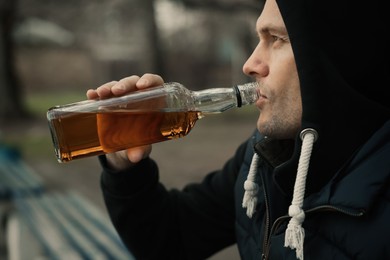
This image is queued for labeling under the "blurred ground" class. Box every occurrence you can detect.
[2,107,258,260]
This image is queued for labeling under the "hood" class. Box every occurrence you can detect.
[242,2,390,258]
[273,0,390,195]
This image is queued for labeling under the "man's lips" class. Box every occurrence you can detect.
[256,91,267,108]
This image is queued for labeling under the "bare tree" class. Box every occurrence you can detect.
[138,0,165,76]
[0,0,28,124]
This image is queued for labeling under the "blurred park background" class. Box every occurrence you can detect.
[0,0,263,259]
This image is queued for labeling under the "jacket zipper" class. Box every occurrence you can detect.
[304,205,365,216]
[261,203,364,259]
[259,169,270,260]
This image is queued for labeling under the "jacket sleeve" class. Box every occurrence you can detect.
[100,139,250,260]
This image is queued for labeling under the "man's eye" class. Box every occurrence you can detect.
[273,35,290,43]
[272,35,282,42]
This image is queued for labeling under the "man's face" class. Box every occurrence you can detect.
[243,0,302,139]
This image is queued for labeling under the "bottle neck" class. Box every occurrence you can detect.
[235,82,259,106]
[192,82,258,113]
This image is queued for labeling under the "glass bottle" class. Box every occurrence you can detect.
[47,82,258,163]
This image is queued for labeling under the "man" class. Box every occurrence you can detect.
[87,0,390,259]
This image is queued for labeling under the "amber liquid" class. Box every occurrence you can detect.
[48,110,201,162]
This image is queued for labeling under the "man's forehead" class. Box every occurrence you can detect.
[256,0,286,31]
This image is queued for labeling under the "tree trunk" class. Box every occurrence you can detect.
[0,0,29,124]
[138,0,165,76]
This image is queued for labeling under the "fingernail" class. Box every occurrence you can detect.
[137,79,148,86]
[113,84,125,91]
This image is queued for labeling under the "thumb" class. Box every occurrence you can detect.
[127,145,152,163]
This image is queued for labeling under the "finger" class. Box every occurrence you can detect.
[136,73,164,89]
[111,75,140,96]
[105,150,133,170]
[86,89,99,100]
[126,145,152,163]
[96,81,118,98]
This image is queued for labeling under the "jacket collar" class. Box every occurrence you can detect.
[304,120,390,211]
[253,137,294,169]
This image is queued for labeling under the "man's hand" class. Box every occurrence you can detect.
[86,73,164,170]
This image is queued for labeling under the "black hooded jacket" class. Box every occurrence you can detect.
[100,0,390,259]
[274,0,390,197]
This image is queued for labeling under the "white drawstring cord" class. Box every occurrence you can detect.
[284,128,318,260]
[242,153,260,218]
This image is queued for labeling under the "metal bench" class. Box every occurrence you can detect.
[0,146,134,259]
[7,191,135,260]
[0,146,45,254]
[0,146,44,200]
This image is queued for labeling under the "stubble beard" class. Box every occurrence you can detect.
[257,102,301,140]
